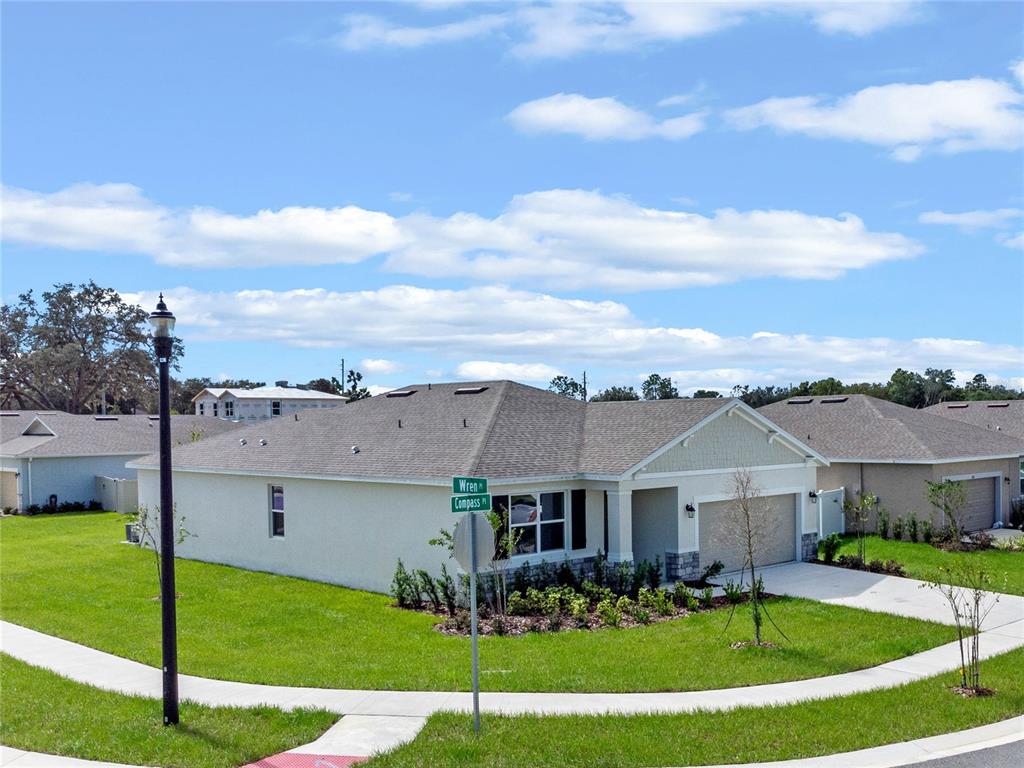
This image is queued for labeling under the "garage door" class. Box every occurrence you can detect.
[0,471,17,510]
[699,493,796,574]
[961,478,996,532]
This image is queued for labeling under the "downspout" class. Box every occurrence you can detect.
[26,458,33,507]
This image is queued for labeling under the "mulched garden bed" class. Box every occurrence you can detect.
[429,593,779,637]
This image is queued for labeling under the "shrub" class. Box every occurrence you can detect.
[836,554,865,570]
[867,559,885,573]
[700,560,724,583]
[23,504,41,516]
[615,595,634,617]
[507,591,529,616]
[671,583,694,609]
[892,516,904,541]
[638,587,674,616]
[592,550,608,587]
[437,564,458,615]
[416,569,442,612]
[994,537,1023,552]
[596,598,620,627]
[908,512,919,543]
[877,509,890,539]
[391,559,419,609]
[87,500,103,511]
[1010,497,1024,529]
[633,606,652,624]
[820,532,842,563]
[723,580,745,604]
[968,531,994,550]
[491,615,508,635]
[700,586,714,609]
[922,519,933,544]
[884,559,906,576]
[569,595,590,626]
[556,560,579,590]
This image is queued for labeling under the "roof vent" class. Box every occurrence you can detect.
[821,396,848,404]
[351,445,360,454]
[947,403,969,409]
[259,438,268,446]
[385,389,416,398]
[0,412,19,417]
[94,415,119,420]
[987,403,1010,408]
[239,438,247,446]
[787,398,813,404]
[454,386,489,395]
[148,416,160,420]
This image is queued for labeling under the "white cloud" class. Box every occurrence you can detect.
[361,358,403,375]
[4,184,921,290]
[999,232,1024,250]
[455,361,562,382]
[389,189,922,290]
[726,76,1024,160]
[329,2,919,58]
[1012,60,1024,87]
[506,93,706,141]
[119,286,1024,386]
[919,208,1023,231]
[334,12,508,50]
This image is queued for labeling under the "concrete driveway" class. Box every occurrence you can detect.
[749,562,1024,631]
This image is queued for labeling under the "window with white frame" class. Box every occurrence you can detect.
[224,400,234,417]
[492,491,565,556]
[213,402,218,417]
[198,403,204,415]
[271,401,281,416]
[269,485,285,537]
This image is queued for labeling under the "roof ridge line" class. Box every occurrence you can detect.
[467,380,512,476]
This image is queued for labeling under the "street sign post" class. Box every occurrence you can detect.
[451,477,493,735]
[451,493,491,514]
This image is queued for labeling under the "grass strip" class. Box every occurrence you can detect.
[0,654,336,768]
[368,647,1024,767]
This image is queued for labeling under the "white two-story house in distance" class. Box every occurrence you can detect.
[192,381,346,422]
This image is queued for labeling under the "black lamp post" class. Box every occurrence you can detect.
[149,293,179,726]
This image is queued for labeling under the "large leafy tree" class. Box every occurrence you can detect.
[589,385,639,401]
[1,282,180,413]
[886,368,926,408]
[641,373,679,400]
[548,375,586,400]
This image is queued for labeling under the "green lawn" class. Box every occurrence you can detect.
[832,534,1024,596]
[0,654,336,768]
[0,512,954,692]
[368,648,1024,768]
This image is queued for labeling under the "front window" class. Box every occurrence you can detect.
[493,491,565,556]
[224,401,234,417]
[212,402,218,417]
[269,485,285,537]
[198,403,204,415]
[272,401,281,416]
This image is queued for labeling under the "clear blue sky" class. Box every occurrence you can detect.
[3,1,1022,394]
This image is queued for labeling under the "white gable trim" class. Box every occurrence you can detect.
[620,400,828,480]
[22,417,56,437]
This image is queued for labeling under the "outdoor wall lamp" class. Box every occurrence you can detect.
[809,490,818,503]
[685,503,696,517]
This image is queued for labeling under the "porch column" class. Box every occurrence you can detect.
[606,489,633,563]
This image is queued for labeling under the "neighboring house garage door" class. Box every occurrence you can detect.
[0,471,17,510]
[699,493,796,574]
[961,477,996,532]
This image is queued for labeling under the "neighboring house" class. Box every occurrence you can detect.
[132,381,826,594]
[927,400,1024,492]
[192,381,346,421]
[0,412,242,512]
[759,395,1024,534]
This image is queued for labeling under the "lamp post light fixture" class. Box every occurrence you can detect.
[149,294,179,726]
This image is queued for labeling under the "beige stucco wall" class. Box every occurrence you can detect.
[643,411,804,474]
[815,457,1017,531]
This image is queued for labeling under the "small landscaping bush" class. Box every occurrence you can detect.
[700,587,714,609]
[908,513,920,543]
[922,520,933,544]
[820,533,842,563]
[892,516,904,541]
[723,580,745,604]
[877,510,890,540]
[596,598,620,627]
[1010,497,1024,529]
[700,560,724,583]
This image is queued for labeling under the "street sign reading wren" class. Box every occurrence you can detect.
[452,476,488,494]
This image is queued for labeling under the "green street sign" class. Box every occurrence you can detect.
[452,476,488,494]
[451,493,492,514]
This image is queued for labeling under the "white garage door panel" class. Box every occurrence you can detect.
[961,478,995,532]
[699,493,796,574]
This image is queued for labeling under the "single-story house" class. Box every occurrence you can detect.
[759,395,1024,534]
[926,400,1024,492]
[132,381,827,594]
[0,411,242,512]
[192,382,346,421]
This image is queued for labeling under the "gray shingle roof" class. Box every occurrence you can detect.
[131,381,738,481]
[925,400,1024,441]
[759,394,1024,462]
[0,413,244,458]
